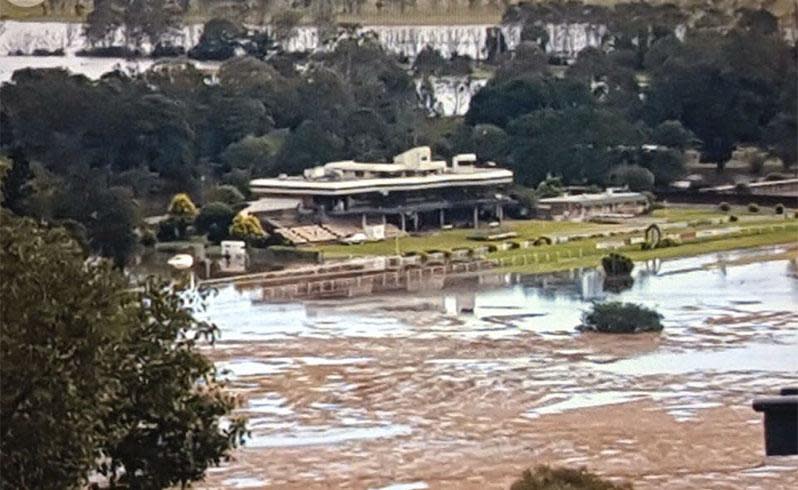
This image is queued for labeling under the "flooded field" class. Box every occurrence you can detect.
[199,246,798,489]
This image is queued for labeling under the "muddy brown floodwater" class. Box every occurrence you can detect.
[197,246,798,489]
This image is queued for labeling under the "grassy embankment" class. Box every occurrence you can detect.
[316,205,798,272]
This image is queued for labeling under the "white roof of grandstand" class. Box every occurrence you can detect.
[250,168,513,195]
[325,160,446,172]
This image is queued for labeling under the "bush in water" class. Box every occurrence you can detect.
[510,465,632,490]
[578,302,663,334]
[601,253,634,276]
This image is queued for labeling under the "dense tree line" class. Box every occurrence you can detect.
[1,34,431,265]
[451,4,796,188]
[1,3,795,267]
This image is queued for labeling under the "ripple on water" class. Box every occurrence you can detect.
[597,342,798,376]
[524,391,653,418]
[246,423,413,448]
[371,483,430,490]
[217,359,296,377]
[221,477,269,488]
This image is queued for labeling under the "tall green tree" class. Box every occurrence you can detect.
[51,176,141,269]
[196,201,235,243]
[0,214,245,489]
[86,0,184,49]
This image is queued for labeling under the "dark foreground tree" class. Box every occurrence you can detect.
[0,213,246,489]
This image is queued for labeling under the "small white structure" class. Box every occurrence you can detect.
[220,241,247,273]
[221,240,246,258]
[167,254,194,270]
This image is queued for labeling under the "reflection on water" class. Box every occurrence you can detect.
[201,246,798,488]
[599,342,798,376]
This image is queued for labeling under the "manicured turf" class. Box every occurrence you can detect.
[494,224,798,274]
[317,219,621,257]
[650,205,786,222]
[317,204,795,259]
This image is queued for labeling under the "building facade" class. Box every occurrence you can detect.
[249,147,514,244]
[537,190,649,221]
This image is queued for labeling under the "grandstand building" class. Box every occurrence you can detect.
[248,147,514,245]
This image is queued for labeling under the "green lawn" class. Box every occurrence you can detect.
[494,225,798,274]
[650,204,788,223]
[317,219,621,257]
[315,205,796,263]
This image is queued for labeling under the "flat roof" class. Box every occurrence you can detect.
[242,197,302,214]
[539,192,648,205]
[325,160,446,173]
[251,168,513,196]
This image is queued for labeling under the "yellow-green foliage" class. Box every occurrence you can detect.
[229,213,265,240]
[168,193,198,219]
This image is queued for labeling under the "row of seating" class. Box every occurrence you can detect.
[273,221,405,245]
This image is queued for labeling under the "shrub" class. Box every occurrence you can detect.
[229,213,267,243]
[207,185,245,206]
[735,182,751,194]
[156,217,182,242]
[729,215,739,222]
[775,203,785,215]
[510,465,632,490]
[168,193,199,219]
[608,164,655,192]
[140,228,157,247]
[747,202,760,213]
[601,253,633,276]
[196,202,235,243]
[718,202,731,212]
[535,177,564,198]
[578,302,663,334]
[658,237,680,248]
